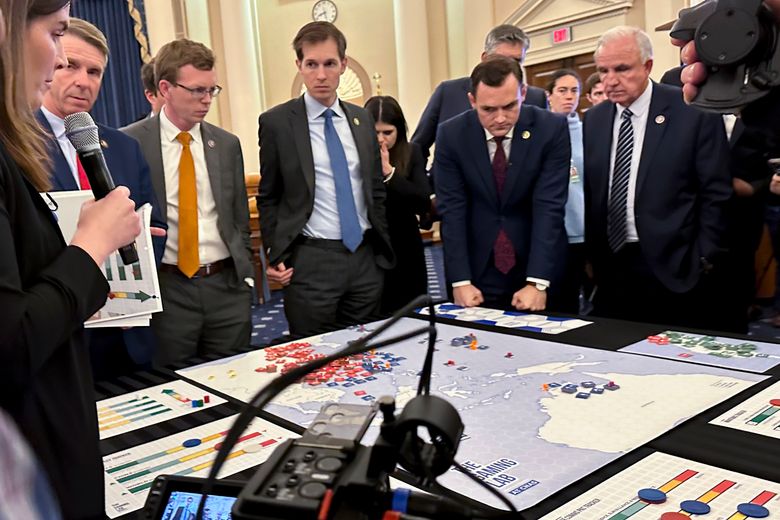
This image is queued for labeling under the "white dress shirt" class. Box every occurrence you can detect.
[41,106,79,185]
[159,106,230,265]
[301,92,371,239]
[608,81,653,242]
[452,128,550,290]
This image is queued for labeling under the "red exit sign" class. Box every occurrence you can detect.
[552,26,572,44]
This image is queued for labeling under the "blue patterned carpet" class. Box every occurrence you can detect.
[250,243,780,345]
[250,243,445,347]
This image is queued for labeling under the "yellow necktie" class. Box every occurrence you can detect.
[177,131,199,277]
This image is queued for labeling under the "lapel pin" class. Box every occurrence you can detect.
[655,115,666,124]
[207,139,216,148]
[100,139,108,149]
[521,130,531,140]
[353,117,360,126]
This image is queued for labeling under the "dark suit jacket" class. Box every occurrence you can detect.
[257,95,393,268]
[37,109,167,364]
[435,106,570,287]
[122,115,254,284]
[0,141,108,518]
[583,82,733,293]
[412,76,548,165]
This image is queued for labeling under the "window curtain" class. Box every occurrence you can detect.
[71,0,152,128]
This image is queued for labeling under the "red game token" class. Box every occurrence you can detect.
[770,399,780,407]
[659,513,689,520]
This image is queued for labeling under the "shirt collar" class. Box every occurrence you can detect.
[40,106,66,139]
[483,126,514,142]
[617,80,653,119]
[304,91,346,121]
[159,105,201,144]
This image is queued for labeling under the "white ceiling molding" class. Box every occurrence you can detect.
[504,0,634,32]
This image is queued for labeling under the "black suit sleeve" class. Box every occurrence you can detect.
[411,82,446,165]
[386,143,432,215]
[0,170,107,381]
[230,136,253,265]
[694,112,733,263]
[258,112,281,261]
[527,115,571,281]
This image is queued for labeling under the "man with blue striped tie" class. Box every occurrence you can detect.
[258,22,394,338]
[583,26,733,330]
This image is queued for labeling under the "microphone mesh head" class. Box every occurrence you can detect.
[64,112,100,152]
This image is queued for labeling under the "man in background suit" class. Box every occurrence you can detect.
[123,39,253,366]
[141,57,164,118]
[38,18,166,377]
[412,24,548,168]
[258,22,393,338]
[435,56,570,311]
[584,26,732,329]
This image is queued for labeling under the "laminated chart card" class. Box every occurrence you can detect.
[710,379,780,440]
[96,380,226,440]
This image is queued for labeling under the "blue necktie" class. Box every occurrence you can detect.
[607,108,634,252]
[322,108,362,252]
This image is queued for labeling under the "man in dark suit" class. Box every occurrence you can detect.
[412,24,548,167]
[258,22,393,338]
[584,26,733,329]
[435,56,570,311]
[38,18,166,377]
[123,39,253,366]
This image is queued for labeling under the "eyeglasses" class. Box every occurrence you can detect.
[173,83,223,99]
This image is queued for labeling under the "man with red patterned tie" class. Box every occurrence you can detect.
[37,18,166,378]
[435,56,570,312]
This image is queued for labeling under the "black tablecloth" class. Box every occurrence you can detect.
[97,312,780,519]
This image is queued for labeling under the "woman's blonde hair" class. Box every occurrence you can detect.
[0,0,68,191]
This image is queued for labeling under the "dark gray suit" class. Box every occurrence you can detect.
[122,115,253,365]
[258,96,393,337]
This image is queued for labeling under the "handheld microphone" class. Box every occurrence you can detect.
[64,111,138,265]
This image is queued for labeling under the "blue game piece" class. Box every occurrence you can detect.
[581,381,596,388]
[450,337,464,346]
[737,503,770,518]
[637,488,667,504]
[365,376,376,381]
[591,387,605,395]
[478,345,489,350]
[456,366,469,371]
[680,500,710,515]
[548,382,562,388]
[561,385,577,394]
[575,392,590,399]
[343,383,354,387]
[182,439,201,448]
[327,382,338,387]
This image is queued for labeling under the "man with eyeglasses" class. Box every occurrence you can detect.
[124,39,253,366]
[37,17,167,379]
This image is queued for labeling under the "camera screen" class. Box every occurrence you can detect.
[160,491,237,520]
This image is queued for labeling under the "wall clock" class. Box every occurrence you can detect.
[312,0,338,23]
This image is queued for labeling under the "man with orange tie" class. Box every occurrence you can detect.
[38,18,166,378]
[123,39,253,366]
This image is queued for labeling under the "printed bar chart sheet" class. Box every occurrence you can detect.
[96,380,226,440]
[103,415,295,518]
[710,380,780,440]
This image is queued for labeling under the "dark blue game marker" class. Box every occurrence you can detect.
[637,488,667,504]
[737,503,770,518]
[182,438,201,448]
[680,500,710,515]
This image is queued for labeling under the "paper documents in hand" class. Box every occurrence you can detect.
[49,190,163,327]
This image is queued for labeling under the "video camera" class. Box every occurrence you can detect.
[671,0,780,112]
[142,297,524,520]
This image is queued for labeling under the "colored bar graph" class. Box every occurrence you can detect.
[727,490,777,519]
[114,431,273,494]
[132,262,142,280]
[608,470,698,519]
[747,405,780,425]
[104,259,113,281]
[118,264,127,281]
[99,406,170,432]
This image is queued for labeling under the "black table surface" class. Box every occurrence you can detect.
[96,312,780,519]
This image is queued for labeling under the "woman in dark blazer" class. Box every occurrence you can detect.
[0,1,144,517]
[364,96,431,314]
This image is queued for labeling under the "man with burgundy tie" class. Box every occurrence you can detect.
[258,22,393,338]
[583,26,732,329]
[435,56,570,312]
[123,39,253,366]
[38,18,166,378]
